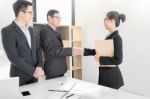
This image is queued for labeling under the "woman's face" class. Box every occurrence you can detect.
[104,17,115,31]
[104,17,111,30]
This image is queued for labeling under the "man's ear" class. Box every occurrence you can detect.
[18,12,22,15]
[18,11,24,17]
[47,16,52,21]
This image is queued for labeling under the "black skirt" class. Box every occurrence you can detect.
[98,66,124,89]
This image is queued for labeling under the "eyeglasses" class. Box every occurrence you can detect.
[52,16,62,20]
[23,11,34,15]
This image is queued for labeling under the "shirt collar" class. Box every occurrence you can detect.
[105,30,118,39]
[14,20,29,30]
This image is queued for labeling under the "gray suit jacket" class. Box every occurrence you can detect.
[40,25,72,79]
[1,21,43,85]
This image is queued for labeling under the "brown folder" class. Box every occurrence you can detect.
[95,39,116,67]
[95,40,115,67]
[95,40,114,57]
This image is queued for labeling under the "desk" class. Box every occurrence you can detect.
[20,77,150,99]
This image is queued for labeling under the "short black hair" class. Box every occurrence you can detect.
[106,11,126,27]
[47,9,59,20]
[13,0,33,17]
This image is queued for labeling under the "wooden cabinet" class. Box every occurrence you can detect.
[33,23,82,80]
[57,26,82,80]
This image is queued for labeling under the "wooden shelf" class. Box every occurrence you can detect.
[33,23,45,34]
[58,26,82,80]
[63,40,71,47]
[57,26,70,40]
[66,56,71,70]
[72,66,82,70]
[72,26,81,41]
[72,56,82,66]
[72,69,82,79]
[72,41,81,48]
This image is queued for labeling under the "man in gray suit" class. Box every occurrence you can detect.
[1,0,44,86]
[40,9,81,79]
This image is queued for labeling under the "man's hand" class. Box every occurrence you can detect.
[73,47,83,56]
[33,67,44,79]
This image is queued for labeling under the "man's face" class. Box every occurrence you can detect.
[20,6,33,24]
[48,13,61,28]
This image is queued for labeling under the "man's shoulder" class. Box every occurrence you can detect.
[40,25,53,34]
[2,22,14,31]
[1,22,16,36]
[40,24,49,30]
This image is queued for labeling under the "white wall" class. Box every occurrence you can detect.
[75,0,150,97]
[36,0,72,25]
[0,0,15,45]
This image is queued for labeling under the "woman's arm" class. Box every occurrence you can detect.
[84,48,96,56]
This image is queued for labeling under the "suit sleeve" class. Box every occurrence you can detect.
[1,28,35,76]
[99,36,123,65]
[84,48,96,56]
[35,31,44,68]
[40,29,72,57]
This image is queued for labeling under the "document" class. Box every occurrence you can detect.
[95,40,116,67]
[48,82,78,99]
[95,40,114,57]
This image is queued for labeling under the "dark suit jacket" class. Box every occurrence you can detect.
[1,21,43,85]
[98,30,124,89]
[40,25,72,79]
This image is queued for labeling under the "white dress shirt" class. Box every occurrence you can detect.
[15,20,31,48]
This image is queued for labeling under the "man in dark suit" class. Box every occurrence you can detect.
[40,9,81,79]
[1,0,44,86]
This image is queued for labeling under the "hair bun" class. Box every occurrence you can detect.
[119,14,126,22]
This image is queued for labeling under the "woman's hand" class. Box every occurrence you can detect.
[94,51,101,65]
[95,51,101,61]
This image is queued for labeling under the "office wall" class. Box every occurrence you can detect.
[0,0,15,48]
[75,0,150,97]
[36,0,72,25]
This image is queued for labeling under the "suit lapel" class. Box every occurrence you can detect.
[105,30,118,40]
[55,30,62,42]
[28,27,35,50]
[28,27,36,64]
[47,25,62,43]
[12,21,30,49]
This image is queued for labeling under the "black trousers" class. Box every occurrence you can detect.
[19,77,37,86]
[46,74,64,80]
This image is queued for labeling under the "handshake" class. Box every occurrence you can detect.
[72,48,97,56]
[72,48,101,62]
[72,47,83,56]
